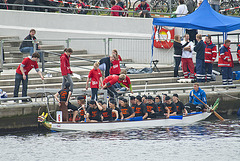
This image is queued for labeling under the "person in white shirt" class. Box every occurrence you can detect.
[181,34,195,79]
[175,0,188,17]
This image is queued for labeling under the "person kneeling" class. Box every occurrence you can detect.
[86,100,103,122]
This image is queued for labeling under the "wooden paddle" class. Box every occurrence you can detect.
[191,92,224,121]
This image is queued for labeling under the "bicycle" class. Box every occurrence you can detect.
[220,0,240,15]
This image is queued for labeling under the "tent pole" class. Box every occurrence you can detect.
[150,25,155,68]
[223,32,227,43]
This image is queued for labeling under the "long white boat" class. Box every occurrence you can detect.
[38,112,212,132]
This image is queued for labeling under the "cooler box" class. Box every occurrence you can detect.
[233,71,240,80]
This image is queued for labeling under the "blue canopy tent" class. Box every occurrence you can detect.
[151,0,240,65]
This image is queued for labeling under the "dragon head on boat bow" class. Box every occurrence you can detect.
[38,112,52,129]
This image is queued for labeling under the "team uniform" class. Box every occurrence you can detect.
[117,75,132,91]
[135,3,151,18]
[194,40,206,82]
[185,88,207,112]
[111,5,123,16]
[205,41,217,81]
[58,88,78,111]
[103,75,119,98]
[112,107,122,120]
[78,106,85,121]
[87,107,102,122]
[134,102,147,117]
[14,56,39,97]
[156,102,167,116]
[181,40,195,79]
[164,102,177,114]
[88,68,102,101]
[110,55,122,75]
[101,108,113,121]
[218,44,233,85]
[175,101,186,115]
[120,106,134,118]
[131,104,136,111]
[60,53,73,92]
[146,103,159,118]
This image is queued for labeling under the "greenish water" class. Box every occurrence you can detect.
[0,115,239,161]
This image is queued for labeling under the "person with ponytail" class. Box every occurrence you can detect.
[109,49,122,75]
[115,69,133,93]
[60,48,74,92]
[86,62,103,101]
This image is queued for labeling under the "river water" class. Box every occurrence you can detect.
[0,115,240,161]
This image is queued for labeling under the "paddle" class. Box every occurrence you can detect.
[191,92,224,121]
[117,115,183,121]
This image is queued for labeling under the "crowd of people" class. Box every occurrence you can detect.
[173,33,239,85]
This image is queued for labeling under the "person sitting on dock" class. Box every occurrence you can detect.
[164,96,177,116]
[172,94,188,116]
[155,95,170,118]
[185,83,207,112]
[54,82,78,122]
[134,95,148,119]
[77,96,86,122]
[101,102,113,122]
[130,96,136,110]
[86,100,103,122]
[109,99,124,121]
[115,69,133,93]
[14,52,44,100]
[102,74,126,98]
[119,98,134,119]
[146,95,159,119]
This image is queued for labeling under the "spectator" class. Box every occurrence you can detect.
[19,29,42,61]
[76,0,88,14]
[173,35,182,78]
[14,52,44,99]
[0,89,7,98]
[175,0,188,17]
[181,34,195,79]
[110,49,122,75]
[194,34,206,82]
[0,0,8,10]
[135,0,151,18]
[210,0,220,12]
[115,69,133,93]
[111,0,123,16]
[24,0,40,11]
[237,44,240,64]
[204,35,217,82]
[186,0,196,14]
[218,39,233,85]
[99,55,115,78]
[116,0,127,16]
[60,48,74,92]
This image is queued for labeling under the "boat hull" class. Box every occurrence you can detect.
[45,112,212,132]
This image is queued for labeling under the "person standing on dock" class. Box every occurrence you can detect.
[204,35,217,82]
[60,48,74,92]
[99,55,115,78]
[185,83,207,112]
[110,49,122,75]
[86,62,103,101]
[218,39,233,85]
[14,52,44,100]
[194,34,206,82]
[173,35,183,78]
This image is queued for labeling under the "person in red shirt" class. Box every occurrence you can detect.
[110,0,123,16]
[14,52,44,99]
[76,0,87,14]
[237,44,240,64]
[135,0,151,18]
[110,49,122,75]
[114,69,133,93]
[60,48,74,92]
[102,74,126,98]
[86,62,103,101]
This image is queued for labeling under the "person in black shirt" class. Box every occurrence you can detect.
[77,96,86,122]
[86,100,103,122]
[54,82,78,122]
[99,55,115,77]
[109,99,123,121]
[172,94,188,116]
[130,96,136,111]
[174,35,183,77]
[146,95,158,119]
[119,98,134,119]
[134,95,148,119]
[142,95,147,104]
[164,96,177,116]
[101,102,113,121]
[155,95,170,118]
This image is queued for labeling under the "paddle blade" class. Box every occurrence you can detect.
[213,111,224,121]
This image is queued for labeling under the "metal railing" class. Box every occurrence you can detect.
[0,96,32,104]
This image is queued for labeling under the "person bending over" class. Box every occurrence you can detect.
[185,83,207,112]
[54,82,78,122]
[115,69,133,93]
[86,100,103,122]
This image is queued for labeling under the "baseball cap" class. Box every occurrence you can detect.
[173,94,178,98]
[165,96,171,101]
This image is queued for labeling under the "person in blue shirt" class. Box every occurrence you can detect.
[185,83,207,112]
